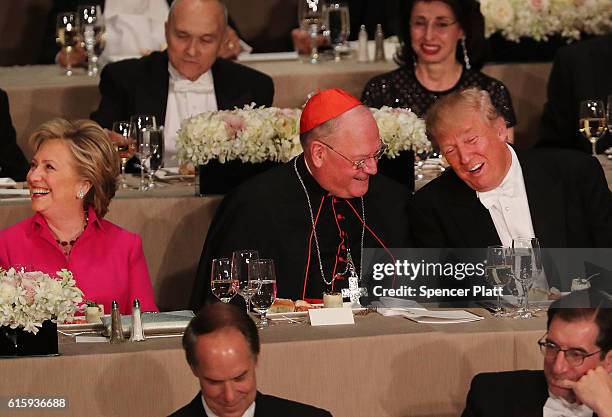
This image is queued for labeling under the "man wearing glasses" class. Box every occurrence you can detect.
[191,88,413,309]
[462,290,612,417]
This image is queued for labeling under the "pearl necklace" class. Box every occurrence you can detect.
[293,156,365,286]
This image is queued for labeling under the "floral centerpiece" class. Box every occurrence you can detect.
[480,0,612,41]
[0,268,83,334]
[176,104,429,166]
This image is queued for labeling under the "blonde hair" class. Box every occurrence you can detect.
[425,88,501,144]
[29,119,119,217]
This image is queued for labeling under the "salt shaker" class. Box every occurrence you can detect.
[374,24,385,61]
[129,299,146,342]
[357,25,369,63]
[109,300,125,344]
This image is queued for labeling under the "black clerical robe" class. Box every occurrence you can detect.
[191,154,413,310]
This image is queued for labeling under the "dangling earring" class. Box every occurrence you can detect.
[461,37,471,70]
[77,189,85,199]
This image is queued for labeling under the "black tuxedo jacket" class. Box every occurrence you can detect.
[90,50,274,129]
[538,34,612,153]
[461,370,599,417]
[0,89,28,181]
[168,392,333,417]
[413,148,612,249]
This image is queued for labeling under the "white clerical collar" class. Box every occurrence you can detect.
[476,144,519,209]
[201,395,256,417]
[168,63,214,94]
[543,392,593,417]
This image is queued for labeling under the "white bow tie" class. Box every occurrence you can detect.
[171,79,213,94]
[477,181,515,210]
[543,394,593,417]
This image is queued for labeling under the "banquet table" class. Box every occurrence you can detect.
[0,311,547,417]
[0,59,552,159]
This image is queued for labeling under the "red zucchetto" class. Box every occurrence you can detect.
[300,88,363,134]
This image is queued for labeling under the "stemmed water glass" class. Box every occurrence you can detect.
[77,5,105,76]
[579,100,607,156]
[56,12,78,76]
[210,258,238,303]
[484,246,513,317]
[298,0,326,64]
[325,2,350,61]
[248,259,277,328]
[146,127,164,189]
[511,237,542,319]
[231,250,260,314]
[129,115,156,191]
[111,121,135,189]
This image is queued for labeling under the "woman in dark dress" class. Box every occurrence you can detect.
[362,0,516,142]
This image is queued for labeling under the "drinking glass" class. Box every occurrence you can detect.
[231,250,260,314]
[248,259,277,328]
[485,246,513,317]
[111,121,135,189]
[129,115,156,191]
[211,258,238,303]
[56,13,78,76]
[77,5,105,76]
[147,127,164,189]
[579,100,607,156]
[298,0,326,64]
[511,237,542,319]
[325,2,350,61]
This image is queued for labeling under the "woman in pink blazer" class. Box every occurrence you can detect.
[0,119,158,314]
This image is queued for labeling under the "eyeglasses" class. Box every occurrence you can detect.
[538,335,602,367]
[319,141,388,170]
[409,19,458,34]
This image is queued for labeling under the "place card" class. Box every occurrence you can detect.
[309,307,355,326]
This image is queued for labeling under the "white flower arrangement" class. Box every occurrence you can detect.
[479,0,612,41]
[176,105,429,165]
[0,268,83,334]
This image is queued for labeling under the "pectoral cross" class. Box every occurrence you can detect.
[340,250,367,307]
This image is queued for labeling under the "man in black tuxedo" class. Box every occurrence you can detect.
[413,88,612,251]
[168,303,333,417]
[0,89,29,181]
[90,0,273,167]
[538,34,612,154]
[462,290,612,417]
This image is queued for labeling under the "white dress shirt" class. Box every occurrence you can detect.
[543,393,593,417]
[164,63,218,167]
[103,0,168,57]
[201,395,256,417]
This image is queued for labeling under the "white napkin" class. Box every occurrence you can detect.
[378,307,484,324]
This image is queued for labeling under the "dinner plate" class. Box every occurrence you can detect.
[267,305,366,319]
[501,293,569,307]
[237,52,299,62]
[57,321,104,331]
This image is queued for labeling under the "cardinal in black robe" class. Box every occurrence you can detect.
[190,89,414,310]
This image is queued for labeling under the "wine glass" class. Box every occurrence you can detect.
[231,250,260,314]
[485,246,513,317]
[146,127,164,189]
[579,100,607,156]
[298,0,326,64]
[210,258,238,303]
[129,115,156,191]
[111,121,135,189]
[77,5,105,76]
[325,2,350,61]
[56,13,78,76]
[511,237,542,319]
[248,259,277,328]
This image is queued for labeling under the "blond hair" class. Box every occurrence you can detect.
[425,88,501,144]
[29,119,119,217]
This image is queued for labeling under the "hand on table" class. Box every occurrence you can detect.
[558,366,612,417]
[218,28,243,60]
[58,44,87,67]
[291,28,328,54]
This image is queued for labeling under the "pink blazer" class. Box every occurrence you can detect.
[0,207,158,314]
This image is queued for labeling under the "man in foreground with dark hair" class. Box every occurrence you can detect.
[169,303,333,417]
[462,290,612,417]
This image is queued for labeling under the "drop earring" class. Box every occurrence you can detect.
[461,37,471,70]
